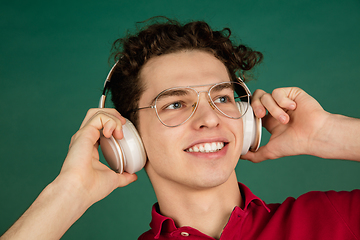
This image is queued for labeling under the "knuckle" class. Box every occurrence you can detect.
[69,128,84,149]
[260,92,272,102]
[86,108,111,117]
[252,89,266,100]
[271,88,283,97]
[291,86,301,91]
[272,88,288,106]
[86,108,99,116]
[69,136,75,149]
[90,110,113,121]
[253,89,265,95]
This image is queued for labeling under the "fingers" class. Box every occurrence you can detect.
[80,108,126,135]
[252,88,297,124]
[60,108,136,206]
[70,109,126,147]
[80,108,125,127]
[251,89,267,118]
[271,88,297,110]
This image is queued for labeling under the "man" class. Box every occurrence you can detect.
[1,18,359,240]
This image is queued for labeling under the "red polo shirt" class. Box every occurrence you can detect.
[138,183,360,239]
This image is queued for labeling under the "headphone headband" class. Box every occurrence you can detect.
[99,61,119,108]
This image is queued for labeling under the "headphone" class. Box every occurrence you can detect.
[98,62,262,174]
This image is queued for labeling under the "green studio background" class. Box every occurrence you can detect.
[1,0,359,239]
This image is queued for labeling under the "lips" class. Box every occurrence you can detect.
[185,142,227,153]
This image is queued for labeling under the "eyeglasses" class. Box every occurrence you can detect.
[135,81,251,127]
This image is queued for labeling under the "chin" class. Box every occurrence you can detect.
[186,169,235,190]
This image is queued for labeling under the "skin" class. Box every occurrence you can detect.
[1,109,138,240]
[137,50,244,237]
[244,87,360,162]
[2,51,360,240]
[138,50,243,189]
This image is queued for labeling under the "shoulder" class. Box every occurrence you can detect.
[268,189,360,213]
[261,189,360,239]
[138,230,156,240]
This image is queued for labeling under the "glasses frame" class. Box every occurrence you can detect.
[136,79,252,127]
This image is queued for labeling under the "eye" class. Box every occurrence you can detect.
[165,101,183,110]
[213,96,230,104]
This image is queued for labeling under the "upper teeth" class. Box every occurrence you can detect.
[186,142,225,153]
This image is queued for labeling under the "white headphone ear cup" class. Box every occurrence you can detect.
[119,119,147,173]
[100,119,146,174]
[100,132,124,173]
[237,102,262,155]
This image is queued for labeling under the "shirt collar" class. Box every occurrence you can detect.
[238,182,270,212]
[150,203,177,239]
[149,182,270,239]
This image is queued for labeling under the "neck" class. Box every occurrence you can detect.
[151,171,242,239]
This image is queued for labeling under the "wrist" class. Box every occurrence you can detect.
[1,175,93,240]
[308,113,360,160]
[306,111,334,158]
[49,173,94,214]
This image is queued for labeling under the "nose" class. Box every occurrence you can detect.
[190,92,220,129]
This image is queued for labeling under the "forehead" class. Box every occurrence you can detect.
[139,50,231,104]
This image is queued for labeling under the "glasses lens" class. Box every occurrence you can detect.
[155,88,198,127]
[209,82,249,119]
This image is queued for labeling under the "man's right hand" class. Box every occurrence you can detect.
[57,108,138,206]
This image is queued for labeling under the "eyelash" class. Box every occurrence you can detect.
[213,95,233,104]
[164,101,185,110]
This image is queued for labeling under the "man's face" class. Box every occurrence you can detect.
[137,50,243,189]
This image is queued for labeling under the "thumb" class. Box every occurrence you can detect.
[116,172,138,188]
[240,145,275,163]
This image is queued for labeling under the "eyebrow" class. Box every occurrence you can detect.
[151,89,191,104]
[211,82,233,92]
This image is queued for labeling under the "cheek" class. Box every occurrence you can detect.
[138,115,173,161]
[142,130,164,158]
[231,119,244,155]
[239,120,244,143]
[141,126,184,178]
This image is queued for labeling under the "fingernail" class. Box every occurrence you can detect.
[279,115,287,123]
[254,108,262,117]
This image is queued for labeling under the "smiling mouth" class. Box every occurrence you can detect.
[185,142,227,153]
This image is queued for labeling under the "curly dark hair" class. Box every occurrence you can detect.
[108,17,263,127]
